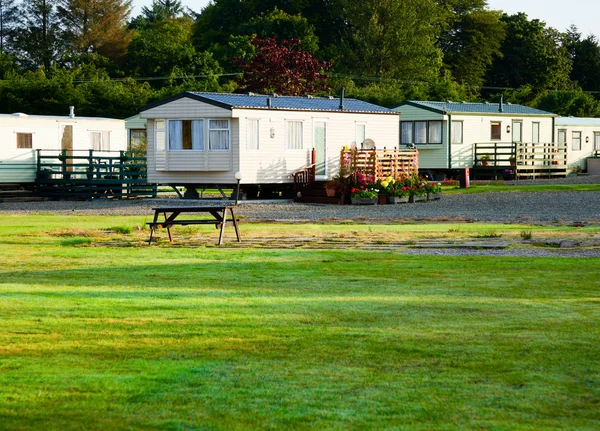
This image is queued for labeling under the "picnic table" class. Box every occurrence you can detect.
[147,205,240,245]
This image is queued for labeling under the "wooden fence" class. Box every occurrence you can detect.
[35,149,156,200]
[340,148,419,180]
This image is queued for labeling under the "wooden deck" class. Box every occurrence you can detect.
[471,142,568,180]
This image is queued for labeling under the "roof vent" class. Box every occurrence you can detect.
[270,93,278,98]
[12,112,28,117]
[446,100,453,103]
[305,94,313,99]
[246,92,255,96]
[328,96,335,100]
[69,106,75,118]
[267,97,272,108]
[461,101,467,104]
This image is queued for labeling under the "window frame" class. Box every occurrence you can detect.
[491,122,501,140]
[428,120,442,144]
[16,132,33,149]
[285,120,304,151]
[594,131,600,151]
[451,121,463,144]
[572,131,582,151]
[247,119,260,151]
[90,131,110,151]
[208,119,230,151]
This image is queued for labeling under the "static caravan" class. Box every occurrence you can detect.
[140,92,400,197]
[554,117,600,170]
[0,109,127,183]
[393,100,556,177]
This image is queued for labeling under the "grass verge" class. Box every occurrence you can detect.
[0,216,599,430]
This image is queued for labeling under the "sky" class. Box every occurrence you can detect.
[132,0,599,39]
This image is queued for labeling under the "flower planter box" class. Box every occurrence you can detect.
[351,197,378,205]
[409,194,426,203]
[325,187,337,197]
[388,196,409,204]
[427,193,441,201]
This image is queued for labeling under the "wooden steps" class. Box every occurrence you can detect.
[294,181,343,205]
[0,184,44,202]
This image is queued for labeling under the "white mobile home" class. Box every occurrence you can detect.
[0,109,127,183]
[554,117,600,170]
[393,100,556,175]
[139,92,400,196]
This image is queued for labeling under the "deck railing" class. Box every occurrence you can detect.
[340,147,419,181]
[35,149,156,199]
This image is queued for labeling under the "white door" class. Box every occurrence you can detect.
[314,121,327,179]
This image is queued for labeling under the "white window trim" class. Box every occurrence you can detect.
[247,118,260,151]
[285,120,304,151]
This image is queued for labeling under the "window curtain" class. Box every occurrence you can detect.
[247,119,259,150]
[287,121,303,149]
[414,122,427,144]
[209,120,230,150]
[355,124,365,147]
[168,120,183,150]
[192,120,204,150]
[451,121,463,144]
[595,133,600,151]
[429,121,442,144]
[401,122,412,144]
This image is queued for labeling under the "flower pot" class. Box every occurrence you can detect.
[409,194,426,203]
[325,186,336,197]
[378,195,388,205]
[388,196,409,204]
[351,197,377,205]
[427,192,441,201]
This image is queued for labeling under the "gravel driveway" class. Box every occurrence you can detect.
[1,190,599,224]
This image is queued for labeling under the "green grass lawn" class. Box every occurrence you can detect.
[443,183,600,194]
[0,216,599,430]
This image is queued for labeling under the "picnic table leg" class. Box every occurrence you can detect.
[217,208,226,245]
[164,212,173,242]
[230,207,241,242]
[148,210,160,244]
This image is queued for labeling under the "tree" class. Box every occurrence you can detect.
[141,0,186,21]
[237,8,319,53]
[56,0,133,61]
[537,90,600,117]
[233,36,330,95]
[437,0,505,88]
[340,0,441,81]
[0,0,19,53]
[564,26,600,93]
[125,16,222,81]
[11,0,63,71]
[486,13,572,101]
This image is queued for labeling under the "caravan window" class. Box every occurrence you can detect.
[17,133,32,149]
[491,122,501,140]
[209,120,230,151]
[595,132,600,151]
[168,120,204,150]
[247,119,259,151]
[572,131,582,151]
[90,131,110,151]
[451,121,463,144]
[286,121,303,150]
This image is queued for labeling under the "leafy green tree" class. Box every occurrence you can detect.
[340,0,441,81]
[11,0,63,71]
[56,0,133,61]
[125,16,222,81]
[237,8,319,53]
[486,13,572,102]
[564,26,600,94]
[233,36,330,95]
[437,0,505,88]
[0,0,19,53]
[536,90,600,117]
